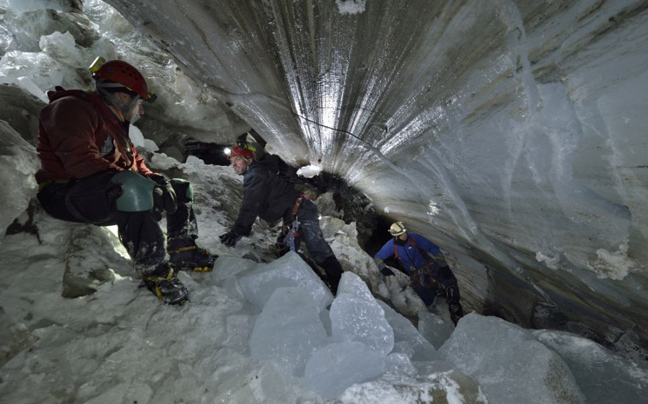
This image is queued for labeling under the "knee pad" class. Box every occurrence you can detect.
[170,178,193,203]
[111,171,155,212]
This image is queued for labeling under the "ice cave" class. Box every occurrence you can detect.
[0,0,647,403]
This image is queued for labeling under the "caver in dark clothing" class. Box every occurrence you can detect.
[230,158,301,237]
[221,146,344,294]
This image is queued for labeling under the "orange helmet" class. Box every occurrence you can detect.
[90,57,156,102]
[229,144,255,161]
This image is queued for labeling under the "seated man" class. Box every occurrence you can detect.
[374,222,464,324]
[35,57,216,305]
[220,143,344,294]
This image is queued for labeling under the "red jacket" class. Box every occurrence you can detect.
[35,87,153,183]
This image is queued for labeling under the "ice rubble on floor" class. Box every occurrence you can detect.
[216,251,648,402]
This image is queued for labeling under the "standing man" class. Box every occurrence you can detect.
[220,143,344,294]
[36,57,216,305]
[374,222,464,324]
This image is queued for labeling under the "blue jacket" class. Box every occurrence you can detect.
[375,233,442,274]
[374,232,458,288]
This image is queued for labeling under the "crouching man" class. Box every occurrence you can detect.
[35,57,217,305]
[220,143,344,294]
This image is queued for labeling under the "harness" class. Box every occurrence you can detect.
[281,193,310,252]
[394,237,443,288]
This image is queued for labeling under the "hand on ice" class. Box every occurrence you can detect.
[220,230,242,247]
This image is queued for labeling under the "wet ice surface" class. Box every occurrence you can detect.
[2,0,648,402]
[331,272,394,356]
[440,314,587,404]
[305,341,386,400]
[238,252,333,312]
[533,329,648,404]
[250,285,328,375]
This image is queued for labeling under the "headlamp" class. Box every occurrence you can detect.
[89,56,106,74]
[235,138,256,152]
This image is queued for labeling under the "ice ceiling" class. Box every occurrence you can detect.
[57,0,648,349]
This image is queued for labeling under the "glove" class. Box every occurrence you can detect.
[380,267,395,276]
[149,174,177,214]
[220,230,242,247]
[374,258,395,276]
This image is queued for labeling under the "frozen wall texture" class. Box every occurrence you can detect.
[105,0,648,349]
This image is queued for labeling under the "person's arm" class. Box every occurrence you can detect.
[41,97,123,178]
[130,144,177,212]
[133,145,153,176]
[374,239,397,276]
[414,234,448,266]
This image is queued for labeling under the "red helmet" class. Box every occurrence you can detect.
[91,58,156,102]
[229,144,255,161]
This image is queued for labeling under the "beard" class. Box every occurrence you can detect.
[233,165,248,175]
[394,236,408,246]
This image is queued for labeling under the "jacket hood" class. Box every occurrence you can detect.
[252,154,283,173]
[46,86,92,103]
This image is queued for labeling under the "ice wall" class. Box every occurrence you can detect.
[101,0,648,349]
[27,0,648,349]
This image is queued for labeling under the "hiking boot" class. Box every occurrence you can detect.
[141,262,188,305]
[448,302,464,325]
[169,245,218,272]
[320,256,344,295]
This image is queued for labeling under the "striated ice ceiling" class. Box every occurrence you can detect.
[28,0,648,350]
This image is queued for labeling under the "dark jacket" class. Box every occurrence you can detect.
[233,157,301,236]
[36,87,152,183]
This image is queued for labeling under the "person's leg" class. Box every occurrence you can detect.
[445,283,464,325]
[114,210,166,271]
[37,172,119,224]
[269,225,291,257]
[110,174,188,304]
[166,179,197,244]
[296,200,343,294]
[411,281,437,306]
[39,172,187,304]
[114,209,187,305]
[166,179,217,272]
[58,172,164,270]
[436,265,464,324]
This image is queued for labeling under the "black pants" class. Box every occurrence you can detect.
[292,199,335,265]
[282,199,343,292]
[411,265,461,308]
[37,172,198,273]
